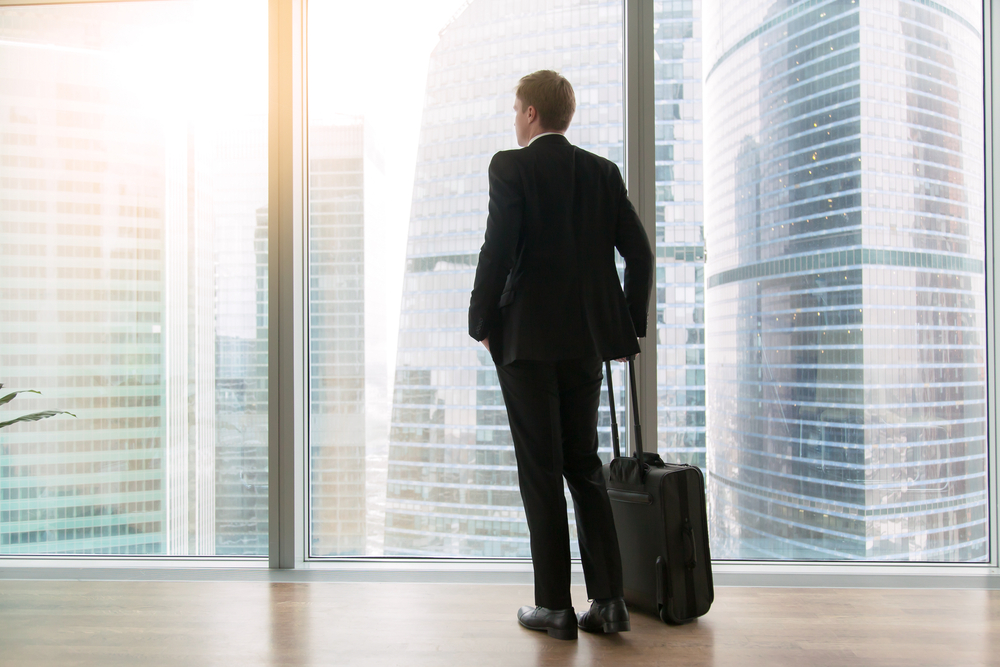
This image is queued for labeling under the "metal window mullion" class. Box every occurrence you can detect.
[624,0,657,456]
[268,0,306,569]
[987,0,999,569]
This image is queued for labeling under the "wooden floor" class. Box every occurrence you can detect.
[0,581,998,666]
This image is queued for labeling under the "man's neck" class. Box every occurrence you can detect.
[527,130,564,146]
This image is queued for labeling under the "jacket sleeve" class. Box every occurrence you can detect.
[613,169,654,338]
[469,151,523,341]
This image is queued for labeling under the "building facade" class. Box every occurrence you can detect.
[213,122,269,556]
[0,4,267,556]
[654,0,707,468]
[1,6,181,554]
[703,0,986,560]
[384,0,627,557]
[308,122,368,556]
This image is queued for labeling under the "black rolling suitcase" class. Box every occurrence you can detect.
[603,358,714,624]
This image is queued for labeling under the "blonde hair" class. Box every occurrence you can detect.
[515,70,576,132]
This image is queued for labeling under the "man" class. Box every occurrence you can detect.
[468,70,653,640]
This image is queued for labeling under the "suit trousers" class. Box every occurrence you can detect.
[495,356,624,610]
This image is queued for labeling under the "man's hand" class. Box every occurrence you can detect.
[615,352,637,363]
[482,336,490,352]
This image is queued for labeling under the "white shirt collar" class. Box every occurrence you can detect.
[527,131,563,146]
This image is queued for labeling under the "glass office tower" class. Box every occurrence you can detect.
[0,9,192,554]
[654,1,707,467]
[0,2,268,556]
[213,122,269,555]
[704,0,986,559]
[384,0,626,557]
[309,122,368,556]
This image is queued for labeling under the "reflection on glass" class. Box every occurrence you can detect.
[703,0,986,560]
[307,0,626,557]
[0,1,268,555]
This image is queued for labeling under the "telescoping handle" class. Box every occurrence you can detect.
[605,361,621,459]
[627,357,645,459]
[604,357,645,459]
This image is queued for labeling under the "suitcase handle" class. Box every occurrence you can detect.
[604,357,645,462]
[627,357,646,460]
[682,517,697,570]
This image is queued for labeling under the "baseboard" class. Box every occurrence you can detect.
[2,559,998,588]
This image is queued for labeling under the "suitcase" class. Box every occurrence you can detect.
[602,358,714,624]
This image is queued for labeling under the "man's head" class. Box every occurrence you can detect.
[513,70,575,147]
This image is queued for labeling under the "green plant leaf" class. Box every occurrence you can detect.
[0,410,76,430]
[0,390,40,407]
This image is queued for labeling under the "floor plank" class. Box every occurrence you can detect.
[0,581,997,666]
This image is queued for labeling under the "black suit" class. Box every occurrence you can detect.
[469,134,653,609]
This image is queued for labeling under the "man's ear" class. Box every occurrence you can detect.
[526,105,537,124]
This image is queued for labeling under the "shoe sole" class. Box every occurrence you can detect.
[578,619,631,634]
[602,620,630,633]
[518,617,578,640]
[546,626,578,640]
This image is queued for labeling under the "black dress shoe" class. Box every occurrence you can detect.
[577,597,631,634]
[517,605,578,640]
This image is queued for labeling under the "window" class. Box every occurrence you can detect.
[699,0,986,560]
[653,0,706,472]
[0,0,268,555]
[306,0,626,557]
[1,0,992,568]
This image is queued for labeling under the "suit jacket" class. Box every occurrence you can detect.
[469,134,654,366]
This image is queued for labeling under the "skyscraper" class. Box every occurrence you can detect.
[213,121,269,556]
[0,6,192,554]
[163,122,217,556]
[385,0,626,557]
[308,121,367,556]
[0,3,266,556]
[654,1,707,468]
[703,0,986,560]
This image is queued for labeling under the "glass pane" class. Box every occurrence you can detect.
[700,0,986,560]
[0,1,268,555]
[653,1,706,470]
[307,0,626,557]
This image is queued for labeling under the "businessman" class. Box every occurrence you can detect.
[469,70,653,640]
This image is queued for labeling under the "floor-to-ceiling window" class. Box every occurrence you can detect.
[302,0,989,563]
[1,0,991,566]
[0,0,268,556]
[306,0,628,557]
[701,0,987,560]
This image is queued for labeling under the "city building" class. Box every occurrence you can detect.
[654,0,707,467]
[213,121,269,555]
[703,0,987,559]
[0,8,182,554]
[308,122,367,556]
[0,5,266,556]
[384,0,627,557]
